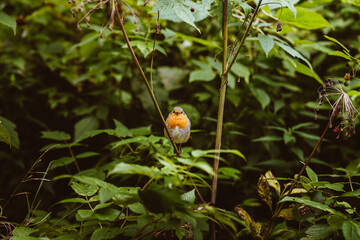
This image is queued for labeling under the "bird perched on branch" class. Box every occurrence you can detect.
[165,107,191,156]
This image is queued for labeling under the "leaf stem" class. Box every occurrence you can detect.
[115,3,180,156]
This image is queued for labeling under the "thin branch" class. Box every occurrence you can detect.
[115,2,180,156]
[224,0,263,76]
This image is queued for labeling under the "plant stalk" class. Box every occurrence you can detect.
[210,0,229,239]
[264,121,330,239]
[115,4,180,156]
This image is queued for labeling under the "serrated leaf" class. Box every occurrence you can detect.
[258,33,274,57]
[277,7,331,30]
[12,227,39,237]
[328,51,351,60]
[0,11,17,35]
[175,4,200,33]
[180,189,196,203]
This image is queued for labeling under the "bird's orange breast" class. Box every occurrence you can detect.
[167,113,188,129]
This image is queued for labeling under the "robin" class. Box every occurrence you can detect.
[165,106,191,156]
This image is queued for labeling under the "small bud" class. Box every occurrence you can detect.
[77,23,82,31]
[344,73,351,81]
[100,31,104,38]
[68,0,71,4]
[190,8,195,12]
[276,20,282,32]
[135,27,139,32]
[333,129,340,133]
[237,77,241,83]
[344,81,349,86]
[214,57,217,62]
[86,22,90,28]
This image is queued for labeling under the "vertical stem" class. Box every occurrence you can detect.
[210,0,228,239]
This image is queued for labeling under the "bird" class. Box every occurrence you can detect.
[165,106,191,156]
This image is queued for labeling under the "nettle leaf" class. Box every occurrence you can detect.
[277,7,331,30]
[0,11,17,35]
[0,116,19,149]
[258,33,274,57]
[0,124,10,146]
[189,70,216,82]
[71,181,99,197]
[151,0,211,33]
[305,224,333,240]
[306,166,318,182]
[176,4,200,33]
[180,189,196,204]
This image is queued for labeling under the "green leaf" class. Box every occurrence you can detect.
[328,51,351,60]
[277,7,331,30]
[71,181,99,197]
[250,86,271,109]
[189,70,216,82]
[57,198,88,204]
[0,11,17,35]
[252,136,283,142]
[304,224,333,240]
[74,116,99,141]
[324,35,350,52]
[342,220,360,240]
[108,162,162,179]
[289,59,322,84]
[306,166,318,182]
[41,131,71,141]
[12,227,39,237]
[0,116,19,149]
[279,196,346,218]
[176,4,201,33]
[180,189,196,203]
[258,33,274,57]
[91,228,124,240]
[0,124,10,146]
[276,42,313,71]
[342,189,360,197]
[128,202,147,214]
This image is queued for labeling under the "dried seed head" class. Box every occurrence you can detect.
[315,78,358,138]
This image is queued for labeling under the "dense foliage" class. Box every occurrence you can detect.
[1,0,360,239]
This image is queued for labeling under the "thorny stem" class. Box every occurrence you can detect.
[264,121,330,239]
[224,0,262,76]
[115,3,180,156]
